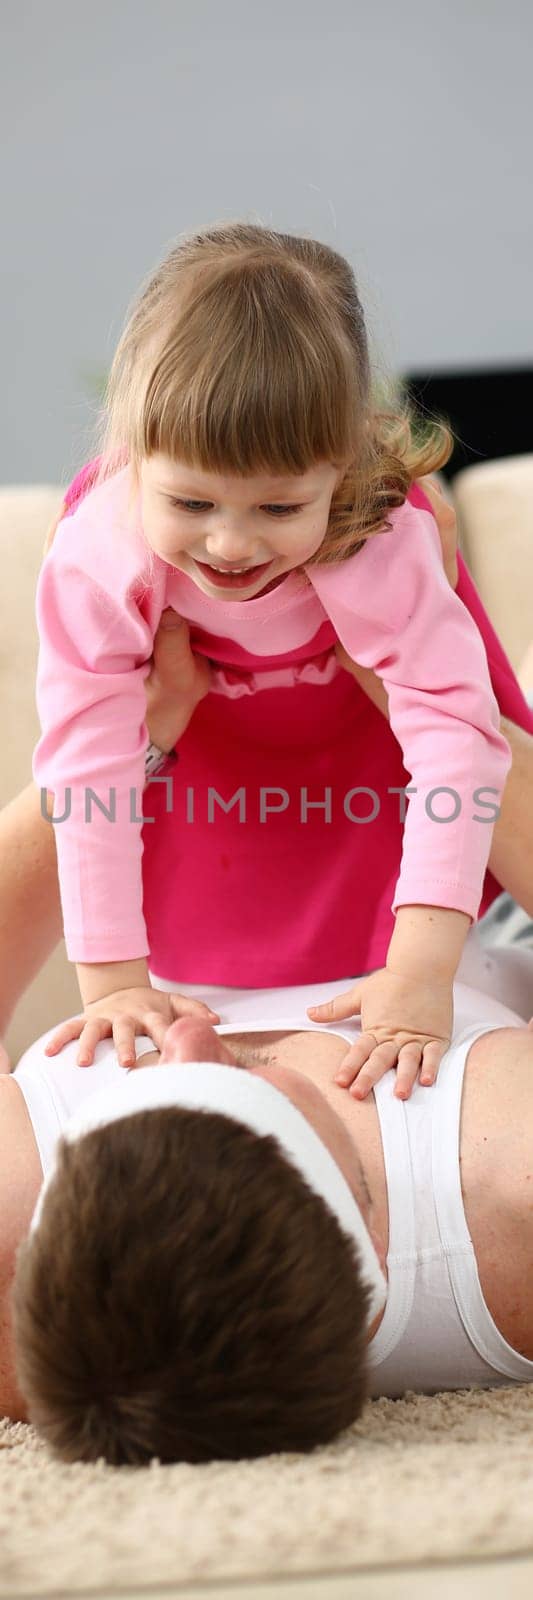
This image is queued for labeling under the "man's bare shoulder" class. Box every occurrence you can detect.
[460,1024,533,1358]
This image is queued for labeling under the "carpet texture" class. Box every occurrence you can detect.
[2,1385,533,1595]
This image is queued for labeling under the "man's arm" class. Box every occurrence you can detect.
[0,613,212,1046]
[0,783,63,1038]
[487,714,533,917]
[334,650,533,921]
[0,787,155,1053]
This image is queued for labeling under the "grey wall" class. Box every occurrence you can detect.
[2,0,532,486]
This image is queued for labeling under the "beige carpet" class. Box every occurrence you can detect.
[1,1384,533,1594]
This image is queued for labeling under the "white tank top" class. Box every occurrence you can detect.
[13,978,533,1395]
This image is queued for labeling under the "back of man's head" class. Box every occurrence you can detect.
[12,1106,372,1465]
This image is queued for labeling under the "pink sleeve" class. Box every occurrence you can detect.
[32,510,166,963]
[305,496,513,922]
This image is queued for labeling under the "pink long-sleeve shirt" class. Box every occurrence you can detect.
[32,464,512,965]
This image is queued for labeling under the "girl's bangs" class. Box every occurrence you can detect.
[137,293,358,479]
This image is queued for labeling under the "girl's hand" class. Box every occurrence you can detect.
[43,988,221,1069]
[334,474,459,716]
[307,967,453,1100]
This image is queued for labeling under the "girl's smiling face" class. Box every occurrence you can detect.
[139,453,344,599]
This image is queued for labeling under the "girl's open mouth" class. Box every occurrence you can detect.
[193,559,273,589]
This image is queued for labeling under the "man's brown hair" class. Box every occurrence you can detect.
[12,1107,372,1465]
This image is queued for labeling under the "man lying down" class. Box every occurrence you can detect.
[4,975,533,1465]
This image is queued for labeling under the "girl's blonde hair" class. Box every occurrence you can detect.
[91,219,454,565]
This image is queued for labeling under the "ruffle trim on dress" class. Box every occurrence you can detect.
[208,646,342,697]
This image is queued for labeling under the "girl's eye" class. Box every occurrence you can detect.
[170,499,303,516]
[264,504,304,516]
[171,499,210,512]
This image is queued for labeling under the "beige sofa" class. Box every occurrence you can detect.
[1,455,532,1066]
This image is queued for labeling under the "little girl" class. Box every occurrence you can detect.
[33,220,528,1096]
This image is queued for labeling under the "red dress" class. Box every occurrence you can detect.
[62,460,533,986]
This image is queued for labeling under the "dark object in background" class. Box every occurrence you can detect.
[403,365,533,483]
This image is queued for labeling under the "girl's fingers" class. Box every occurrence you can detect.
[394,1044,424,1099]
[419,1041,448,1086]
[44,1019,85,1054]
[348,1042,402,1098]
[333,1031,381,1082]
[138,1011,171,1053]
[45,994,220,1069]
[111,1018,141,1069]
[77,1019,113,1067]
[170,995,220,1022]
[335,1037,445,1102]
[395,1043,446,1099]
[307,990,356,1021]
[332,1034,393,1092]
